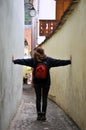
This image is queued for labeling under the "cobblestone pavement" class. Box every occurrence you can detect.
[9,84,81,130]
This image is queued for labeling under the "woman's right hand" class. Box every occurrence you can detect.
[70,55,72,62]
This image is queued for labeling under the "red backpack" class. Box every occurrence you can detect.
[34,62,48,79]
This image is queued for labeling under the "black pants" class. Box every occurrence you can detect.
[34,84,50,114]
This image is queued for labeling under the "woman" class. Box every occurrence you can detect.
[12,47,71,121]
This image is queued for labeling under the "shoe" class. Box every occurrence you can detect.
[37,116,41,121]
[37,113,42,121]
[41,113,46,121]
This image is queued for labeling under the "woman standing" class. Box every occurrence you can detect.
[12,47,71,121]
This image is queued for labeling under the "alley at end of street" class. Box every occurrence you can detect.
[9,84,81,130]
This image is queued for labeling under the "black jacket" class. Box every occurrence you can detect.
[13,56,71,86]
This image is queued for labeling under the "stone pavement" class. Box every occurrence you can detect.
[9,84,81,130]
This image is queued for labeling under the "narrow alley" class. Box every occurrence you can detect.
[0,0,86,130]
[9,84,80,130]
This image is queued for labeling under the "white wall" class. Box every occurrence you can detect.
[39,0,55,19]
[0,0,24,130]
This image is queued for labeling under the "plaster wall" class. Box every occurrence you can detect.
[41,0,86,130]
[0,0,24,130]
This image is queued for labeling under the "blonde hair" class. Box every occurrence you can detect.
[34,47,45,62]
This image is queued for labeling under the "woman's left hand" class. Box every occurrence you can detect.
[12,55,14,62]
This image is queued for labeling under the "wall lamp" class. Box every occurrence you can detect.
[24,2,36,17]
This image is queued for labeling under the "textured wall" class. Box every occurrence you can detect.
[41,0,86,130]
[0,0,24,130]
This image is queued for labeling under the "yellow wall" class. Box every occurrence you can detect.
[41,1,86,130]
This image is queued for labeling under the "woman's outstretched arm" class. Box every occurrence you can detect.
[12,56,34,67]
